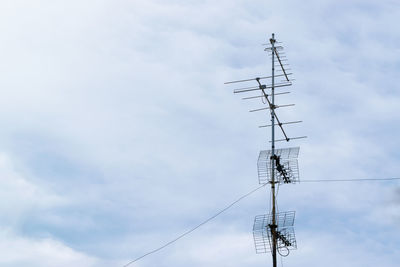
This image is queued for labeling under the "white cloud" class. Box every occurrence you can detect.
[0,230,101,267]
[0,152,66,224]
[0,0,399,266]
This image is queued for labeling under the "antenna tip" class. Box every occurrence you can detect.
[270,35,276,44]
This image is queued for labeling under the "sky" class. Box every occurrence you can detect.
[0,0,400,266]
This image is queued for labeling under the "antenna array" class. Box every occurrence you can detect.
[253,211,297,255]
[225,33,305,267]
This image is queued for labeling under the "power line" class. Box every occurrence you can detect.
[122,184,267,267]
[300,177,400,183]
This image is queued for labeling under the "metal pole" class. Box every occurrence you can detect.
[270,33,278,267]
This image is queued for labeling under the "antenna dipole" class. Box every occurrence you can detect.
[225,33,305,266]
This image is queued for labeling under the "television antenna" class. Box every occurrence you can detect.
[225,33,305,267]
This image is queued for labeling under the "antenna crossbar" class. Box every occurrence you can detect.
[272,136,307,142]
[259,120,302,128]
[234,82,292,94]
[249,104,294,113]
[242,91,290,100]
[233,81,291,91]
[224,73,292,85]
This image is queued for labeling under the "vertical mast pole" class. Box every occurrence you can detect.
[270,33,277,267]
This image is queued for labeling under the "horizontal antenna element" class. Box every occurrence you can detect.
[259,121,303,128]
[242,91,290,100]
[225,73,292,85]
[249,104,295,113]
[272,136,307,142]
[233,82,292,94]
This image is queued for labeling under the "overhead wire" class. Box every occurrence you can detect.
[122,177,399,266]
[122,183,267,267]
[300,177,400,183]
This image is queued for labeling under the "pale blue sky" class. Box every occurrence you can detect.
[0,0,399,266]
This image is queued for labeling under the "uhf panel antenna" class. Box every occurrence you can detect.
[258,147,300,184]
[225,33,305,267]
[253,211,297,255]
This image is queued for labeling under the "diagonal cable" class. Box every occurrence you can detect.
[122,184,267,267]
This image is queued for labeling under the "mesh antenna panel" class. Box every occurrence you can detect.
[257,147,300,184]
[253,211,297,254]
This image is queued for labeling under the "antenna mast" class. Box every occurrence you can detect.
[270,33,278,267]
[225,33,305,267]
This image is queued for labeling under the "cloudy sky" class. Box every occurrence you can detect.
[1,0,400,266]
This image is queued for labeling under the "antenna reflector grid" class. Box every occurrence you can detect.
[253,211,297,254]
[257,147,300,184]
